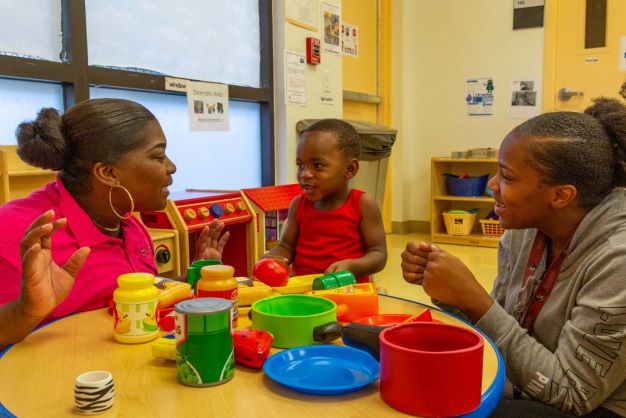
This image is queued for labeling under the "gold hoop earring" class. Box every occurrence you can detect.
[109,185,134,220]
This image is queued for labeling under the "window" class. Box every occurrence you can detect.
[0,0,273,188]
[585,0,607,49]
[86,0,260,87]
[0,79,63,144]
[0,0,62,62]
[90,87,262,191]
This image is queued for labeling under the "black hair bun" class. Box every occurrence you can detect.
[15,107,69,171]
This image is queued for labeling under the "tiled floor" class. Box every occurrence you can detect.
[374,233,498,305]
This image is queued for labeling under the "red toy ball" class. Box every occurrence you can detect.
[253,258,289,287]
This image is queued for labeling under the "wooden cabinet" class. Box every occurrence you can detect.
[0,145,56,205]
[430,157,499,248]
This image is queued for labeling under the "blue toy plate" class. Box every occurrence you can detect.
[263,345,380,395]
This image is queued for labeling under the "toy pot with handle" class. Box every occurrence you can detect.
[342,309,439,360]
[380,322,484,417]
[250,295,342,348]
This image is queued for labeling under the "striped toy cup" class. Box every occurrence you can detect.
[74,371,115,415]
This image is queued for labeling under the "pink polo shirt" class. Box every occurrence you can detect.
[0,176,157,323]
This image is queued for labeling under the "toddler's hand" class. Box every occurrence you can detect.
[259,254,292,275]
[325,260,352,274]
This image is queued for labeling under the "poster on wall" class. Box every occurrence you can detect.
[285,51,307,105]
[341,22,358,57]
[285,0,318,31]
[466,78,494,116]
[186,81,229,131]
[508,77,542,118]
[323,2,341,54]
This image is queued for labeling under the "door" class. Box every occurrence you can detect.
[544,0,626,112]
[342,0,393,231]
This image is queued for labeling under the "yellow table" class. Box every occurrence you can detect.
[0,295,503,417]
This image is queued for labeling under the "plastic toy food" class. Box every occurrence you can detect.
[233,329,273,368]
[253,259,289,287]
[237,278,273,306]
[153,278,193,308]
[307,283,378,322]
[113,273,159,343]
[312,270,356,290]
[151,334,177,360]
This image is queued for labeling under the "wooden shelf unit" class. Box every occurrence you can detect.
[430,157,499,248]
[0,145,56,205]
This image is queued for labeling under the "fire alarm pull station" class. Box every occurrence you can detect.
[306,37,321,64]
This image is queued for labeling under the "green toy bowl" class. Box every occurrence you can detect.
[251,295,338,348]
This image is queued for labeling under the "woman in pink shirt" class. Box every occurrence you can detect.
[0,99,229,350]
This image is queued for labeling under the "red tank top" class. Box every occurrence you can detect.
[292,189,367,282]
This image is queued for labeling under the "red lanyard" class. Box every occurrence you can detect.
[520,231,569,333]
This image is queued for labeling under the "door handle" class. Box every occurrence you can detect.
[558,87,584,101]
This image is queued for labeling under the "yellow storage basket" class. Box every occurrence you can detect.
[442,211,476,236]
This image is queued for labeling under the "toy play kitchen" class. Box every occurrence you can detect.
[250,294,343,348]
[140,190,257,277]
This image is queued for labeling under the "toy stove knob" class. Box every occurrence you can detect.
[224,203,235,214]
[209,203,224,218]
[183,208,197,222]
[198,206,210,219]
[236,201,246,211]
[155,247,171,264]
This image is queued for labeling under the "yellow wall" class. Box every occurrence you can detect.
[391,0,543,226]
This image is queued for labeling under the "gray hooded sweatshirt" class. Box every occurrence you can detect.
[476,190,626,416]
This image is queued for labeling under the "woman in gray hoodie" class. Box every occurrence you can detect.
[402,96,626,417]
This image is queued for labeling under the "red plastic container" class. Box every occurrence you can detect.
[380,322,484,417]
[233,329,273,369]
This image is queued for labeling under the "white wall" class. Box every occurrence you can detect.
[273,0,343,184]
[391,0,544,224]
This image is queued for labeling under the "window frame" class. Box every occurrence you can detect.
[0,0,274,185]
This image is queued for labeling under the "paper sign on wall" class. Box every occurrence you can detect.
[466,78,494,116]
[342,22,358,57]
[165,77,188,92]
[285,51,307,105]
[508,77,542,118]
[186,81,229,131]
[323,2,341,54]
[285,0,319,31]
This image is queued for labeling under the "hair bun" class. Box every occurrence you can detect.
[585,98,626,149]
[16,107,68,171]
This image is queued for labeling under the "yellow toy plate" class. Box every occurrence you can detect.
[272,274,320,294]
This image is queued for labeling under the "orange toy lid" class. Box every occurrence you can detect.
[200,264,235,279]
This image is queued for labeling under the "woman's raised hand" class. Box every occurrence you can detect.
[19,210,90,320]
